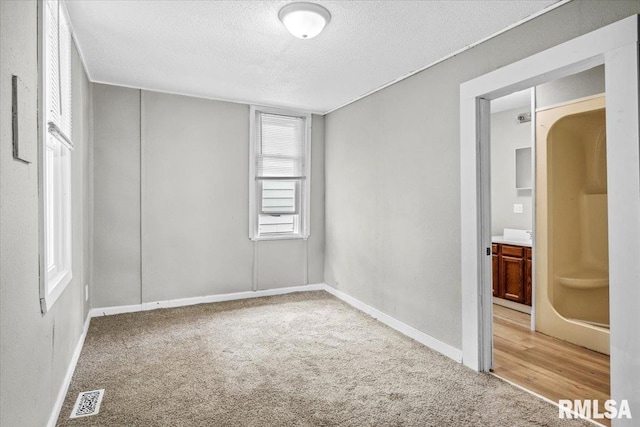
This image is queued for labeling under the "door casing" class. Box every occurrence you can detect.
[460,14,640,422]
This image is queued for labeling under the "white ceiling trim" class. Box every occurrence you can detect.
[324,0,571,115]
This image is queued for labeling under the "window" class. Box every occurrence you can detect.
[249,106,311,240]
[39,0,73,313]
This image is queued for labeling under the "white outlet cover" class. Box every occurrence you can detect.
[513,203,524,214]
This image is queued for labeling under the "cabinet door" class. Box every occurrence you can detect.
[501,255,525,303]
[525,258,532,306]
[492,253,500,297]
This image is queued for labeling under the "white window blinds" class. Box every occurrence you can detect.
[256,113,305,178]
[46,0,73,147]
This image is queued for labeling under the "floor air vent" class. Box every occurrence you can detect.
[70,389,105,419]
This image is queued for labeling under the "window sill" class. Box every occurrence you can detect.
[251,235,309,242]
[40,269,72,314]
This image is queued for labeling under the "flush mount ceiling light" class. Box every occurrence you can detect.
[278,2,331,39]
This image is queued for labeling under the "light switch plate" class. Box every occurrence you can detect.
[513,203,524,214]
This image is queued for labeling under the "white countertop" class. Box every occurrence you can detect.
[492,236,532,247]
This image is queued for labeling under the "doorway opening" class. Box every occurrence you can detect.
[488,73,611,424]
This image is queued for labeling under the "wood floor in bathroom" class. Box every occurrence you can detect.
[492,304,611,426]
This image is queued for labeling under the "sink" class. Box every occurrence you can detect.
[503,228,532,243]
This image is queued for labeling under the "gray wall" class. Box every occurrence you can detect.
[141,91,253,301]
[490,106,533,236]
[537,65,605,109]
[92,87,325,307]
[0,1,92,426]
[324,0,640,350]
[92,85,141,307]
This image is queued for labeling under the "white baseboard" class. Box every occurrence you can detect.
[322,284,463,363]
[46,313,91,427]
[89,284,326,317]
[142,284,326,310]
[492,297,531,314]
[89,303,143,317]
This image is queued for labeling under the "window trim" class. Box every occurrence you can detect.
[38,0,73,314]
[249,105,311,241]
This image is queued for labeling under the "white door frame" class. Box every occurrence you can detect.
[529,86,537,333]
[460,14,639,419]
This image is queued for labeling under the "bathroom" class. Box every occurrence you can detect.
[489,66,611,424]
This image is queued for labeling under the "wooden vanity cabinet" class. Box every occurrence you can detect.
[492,243,532,306]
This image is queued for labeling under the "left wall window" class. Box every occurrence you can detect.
[40,0,73,313]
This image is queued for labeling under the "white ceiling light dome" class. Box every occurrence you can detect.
[278,2,331,39]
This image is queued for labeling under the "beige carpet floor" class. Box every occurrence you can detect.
[57,291,590,426]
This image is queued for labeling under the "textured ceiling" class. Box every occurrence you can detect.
[66,0,559,114]
[492,89,532,114]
